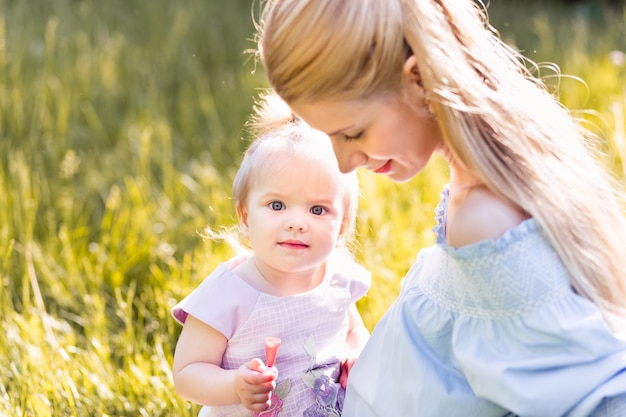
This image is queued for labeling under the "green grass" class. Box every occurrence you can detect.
[0,0,624,415]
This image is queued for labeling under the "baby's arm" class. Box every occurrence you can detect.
[172,315,277,412]
[339,303,370,388]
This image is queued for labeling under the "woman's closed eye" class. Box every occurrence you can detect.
[343,131,364,141]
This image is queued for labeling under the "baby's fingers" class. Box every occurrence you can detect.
[235,360,277,410]
[246,359,278,384]
[238,379,275,412]
[242,391,273,412]
[247,358,266,374]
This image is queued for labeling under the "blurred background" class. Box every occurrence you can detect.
[0,0,624,415]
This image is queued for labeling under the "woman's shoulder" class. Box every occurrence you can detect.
[446,186,529,248]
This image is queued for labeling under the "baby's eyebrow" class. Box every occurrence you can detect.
[257,188,285,197]
[310,197,341,208]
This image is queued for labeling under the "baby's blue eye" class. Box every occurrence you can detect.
[269,201,285,211]
[310,206,326,215]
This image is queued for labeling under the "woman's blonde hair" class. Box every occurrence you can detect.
[211,91,360,253]
[257,0,626,333]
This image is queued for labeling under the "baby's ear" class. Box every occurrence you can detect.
[235,202,250,237]
[337,215,350,242]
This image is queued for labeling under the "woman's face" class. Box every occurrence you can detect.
[291,92,444,183]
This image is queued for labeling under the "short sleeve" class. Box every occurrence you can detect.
[325,250,371,302]
[170,263,260,339]
[453,293,626,417]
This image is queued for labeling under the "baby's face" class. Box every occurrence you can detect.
[238,155,347,275]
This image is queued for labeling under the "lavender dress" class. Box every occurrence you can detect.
[172,252,370,417]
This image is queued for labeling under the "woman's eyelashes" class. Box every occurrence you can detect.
[343,131,364,141]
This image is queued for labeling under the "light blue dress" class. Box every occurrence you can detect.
[343,187,626,417]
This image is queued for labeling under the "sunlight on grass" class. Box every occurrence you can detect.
[1,0,624,415]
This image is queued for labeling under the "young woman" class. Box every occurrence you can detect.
[255,0,626,415]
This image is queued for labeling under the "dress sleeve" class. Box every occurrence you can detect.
[326,250,371,302]
[453,292,626,417]
[590,394,626,416]
[170,263,260,339]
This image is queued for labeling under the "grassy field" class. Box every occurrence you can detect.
[1,0,624,415]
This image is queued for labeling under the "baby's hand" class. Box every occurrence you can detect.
[339,357,357,389]
[235,358,278,412]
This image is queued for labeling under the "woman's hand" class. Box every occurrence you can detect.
[339,357,357,389]
[235,358,278,412]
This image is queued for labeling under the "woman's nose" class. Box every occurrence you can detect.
[339,160,358,173]
[331,140,363,173]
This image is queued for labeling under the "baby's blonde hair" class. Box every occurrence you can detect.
[257,0,626,333]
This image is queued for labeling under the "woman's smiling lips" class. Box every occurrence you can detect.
[373,160,392,174]
[278,240,309,249]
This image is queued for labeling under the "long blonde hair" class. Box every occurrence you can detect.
[257,0,626,333]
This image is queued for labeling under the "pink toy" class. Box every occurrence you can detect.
[265,337,281,367]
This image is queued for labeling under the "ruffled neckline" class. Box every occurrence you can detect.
[433,185,450,246]
[433,185,540,258]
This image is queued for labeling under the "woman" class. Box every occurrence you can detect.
[254,0,626,415]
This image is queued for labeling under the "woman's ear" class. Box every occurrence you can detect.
[235,202,250,237]
[403,55,422,86]
[402,55,432,114]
